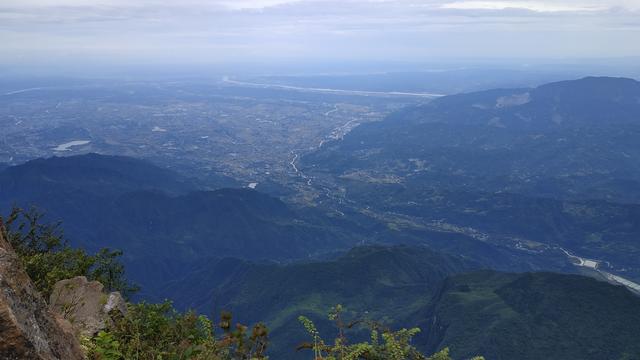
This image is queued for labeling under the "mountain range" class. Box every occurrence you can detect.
[155,246,640,360]
[0,153,585,296]
[302,76,640,282]
[0,154,367,296]
[303,77,640,203]
[2,76,640,359]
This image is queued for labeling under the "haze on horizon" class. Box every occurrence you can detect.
[1,0,639,74]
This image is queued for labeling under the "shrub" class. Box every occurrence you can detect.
[92,301,268,360]
[298,305,484,360]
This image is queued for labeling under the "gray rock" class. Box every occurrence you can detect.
[49,276,127,338]
[0,221,85,360]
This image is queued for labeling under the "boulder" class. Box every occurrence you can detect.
[49,276,127,338]
[0,221,85,360]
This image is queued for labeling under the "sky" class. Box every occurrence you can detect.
[1,0,639,70]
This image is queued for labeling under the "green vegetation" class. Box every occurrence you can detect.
[4,209,271,360]
[9,205,640,359]
[85,302,269,360]
[83,301,481,360]
[5,207,138,298]
[417,271,640,359]
[180,247,640,360]
[297,305,484,360]
[2,210,478,360]
[197,245,477,359]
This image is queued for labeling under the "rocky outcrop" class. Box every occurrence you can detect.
[0,220,85,360]
[49,276,127,338]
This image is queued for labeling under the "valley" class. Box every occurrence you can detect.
[3,1,640,359]
[3,76,640,286]
[560,247,640,294]
[2,75,640,360]
[299,77,640,283]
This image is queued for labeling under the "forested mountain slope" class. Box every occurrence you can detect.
[301,77,640,282]
[417,271,640,360]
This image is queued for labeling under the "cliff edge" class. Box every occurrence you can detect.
[0,219,85,360]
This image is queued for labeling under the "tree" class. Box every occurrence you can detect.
[298,305,484,360]
[96,302,269,360]
[4,207,137,298]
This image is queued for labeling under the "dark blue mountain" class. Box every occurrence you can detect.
[0,154,366,296]
[301,77,640,281]
[303,77,640,202]
[168,246,640,360]
[416,271,640,360]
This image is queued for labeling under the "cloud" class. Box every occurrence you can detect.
[217,0,303,10]
[440,0,640,12]
[0,0,639,67]
[440,1,606,12]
